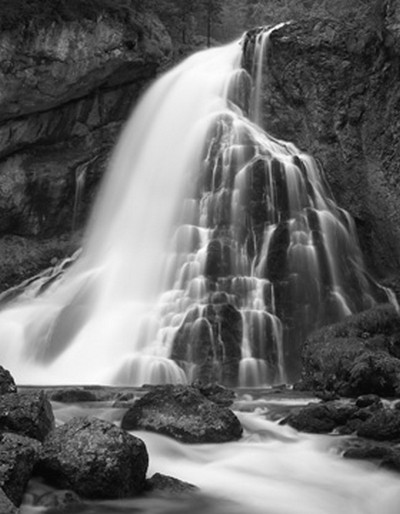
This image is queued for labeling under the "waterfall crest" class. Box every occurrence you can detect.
[0,28,390,386]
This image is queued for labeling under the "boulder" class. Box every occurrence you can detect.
[357,409,400,441]
[0,391,54,441]
[49,388,98,403]
[193,382,236,407]
[0,432,41,506]
[282,401,358,434]
[355,394,382,408]
[342,438,400,473]
[35,489,84,511]
[299,304,400,397]
[36,417,148,499]
[145,473,198,496]
[0,366,17,395]
[121,385,243,443]
[0,488,18,514]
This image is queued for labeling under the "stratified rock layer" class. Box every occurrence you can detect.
[0,11,171,292]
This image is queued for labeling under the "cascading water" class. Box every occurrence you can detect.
[0,28,391,386]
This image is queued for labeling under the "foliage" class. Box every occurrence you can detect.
[0,0,142,31]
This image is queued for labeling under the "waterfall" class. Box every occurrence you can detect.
[0,28,390,386]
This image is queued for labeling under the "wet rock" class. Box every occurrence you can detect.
[0,488,18,514]
[357,409,400,441]
[341,438,400,473]
[36,417,148,499]
[249,17,400,276]
[121,385,243,443]
[218,303,243,386]
[0,391,54,441]
[381,448,400,472]
[193,382,236,407]
[49,388,98,403]
[282,401,357,434]
[300,304,400,397]
[35,489,84,511]
[0,366,17,395]
[0,432,41,506]
[145,473,198,496]
[355,394,382,408]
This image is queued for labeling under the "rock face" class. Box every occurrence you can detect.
[0,11,171,292]
[0,366,17,395]
[244,7,400,281]
[121,385,243,443]
[36,417,149,499]
[299,304,400,396]
[0,391,55,441]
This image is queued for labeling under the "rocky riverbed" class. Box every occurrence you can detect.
[0,363,399,513]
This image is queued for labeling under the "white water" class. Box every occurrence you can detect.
[21,398,400,514]
[0,28,392,386]
[0,41,244,385]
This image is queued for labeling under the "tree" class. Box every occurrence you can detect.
[175,0,198,44]
[200,0,223,47]
[220,0,247,41]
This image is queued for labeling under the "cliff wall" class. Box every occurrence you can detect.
[0,11,171,290]
[243,1,400,288]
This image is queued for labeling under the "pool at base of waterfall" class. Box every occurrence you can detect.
[20,392,400,514]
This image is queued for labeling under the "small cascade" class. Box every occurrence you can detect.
[0,27,391,386]
[71,164,87,232]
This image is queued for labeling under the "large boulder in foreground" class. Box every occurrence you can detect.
[36,417,148,499]
[299,304,400,397]
[0,391,54,441]
[0,432,40,506]
[121,385,242,443]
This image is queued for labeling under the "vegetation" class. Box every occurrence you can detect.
[0,0,140,30]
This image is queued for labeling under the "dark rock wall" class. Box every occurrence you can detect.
[246,2,400,281]
[0,12,171,290]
